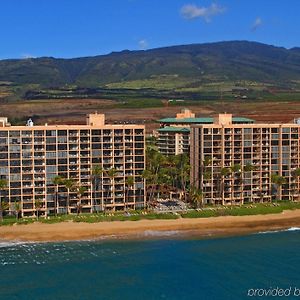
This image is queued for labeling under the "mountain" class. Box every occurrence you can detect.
[1,41,300,89]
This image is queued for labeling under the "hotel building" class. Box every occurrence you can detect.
[157,109,254,156]
[190,114,300,205]
[0,114,145,217]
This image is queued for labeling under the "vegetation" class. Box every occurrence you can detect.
[1,202,300,226]
[91,166,104,213]
[34,200,43,220]
[52,175,64,216]
[143,147,190,203]
[181,202,300,218]
[3,41,300,103]
[63,178,76,214]
[271,173,287,201]
[125,176,134,211]
[0,179,8,221]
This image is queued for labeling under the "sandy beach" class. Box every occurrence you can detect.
[1,209,300,242]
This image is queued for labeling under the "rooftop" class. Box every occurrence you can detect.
[158,117,255,124]
[157,126,190,133]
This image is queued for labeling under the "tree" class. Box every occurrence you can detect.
[125,176,134,211]
[63,178,76,214]
[106,168,117,211]
[271,174,287,201]
[219,167,231,205]
[35,199,43,220]
[142,169,155,203]
[291,168,300,201]
[145,149,167,201]
[91,166,104,213]
[178,154,190,202]
[76,186,87,215]
[13,201,21,221]
[230,164,242,205]
[243,164,256,203]
[230,164,242,175]
[243,163,256,173]
[189,187,203,208]
[0,179,8,222]
[52,175,64,216]
[194,156,212,205]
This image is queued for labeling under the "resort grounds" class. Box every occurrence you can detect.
[1,201,300,242]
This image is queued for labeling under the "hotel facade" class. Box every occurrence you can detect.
[0,114,146,217]
[190,114,300,205]
[157,109,254,156]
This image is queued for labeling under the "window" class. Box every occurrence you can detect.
[46,130,56,137]
[282,128,290,133]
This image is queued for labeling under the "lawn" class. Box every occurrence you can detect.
[1,201,300,226]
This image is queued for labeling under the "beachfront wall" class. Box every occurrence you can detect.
[190,118,300,205]
[0,114,146,217]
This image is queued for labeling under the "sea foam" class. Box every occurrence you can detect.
[258,227,300,235]
[142,230,181,237]
[0,240,26,248]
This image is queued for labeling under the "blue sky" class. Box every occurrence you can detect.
[0,0,299,59]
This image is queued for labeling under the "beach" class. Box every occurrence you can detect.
[1,209,300,242]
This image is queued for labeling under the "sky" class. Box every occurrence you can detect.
[0,0,299,59]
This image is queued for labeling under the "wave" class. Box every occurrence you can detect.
[258,227,300,235]
[142,230,181,237]
[0,241,23,248]
[0,240,36,248]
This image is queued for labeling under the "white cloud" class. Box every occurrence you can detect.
[252,17,263,31]
[180,3,226,22]
[138,39,148,50]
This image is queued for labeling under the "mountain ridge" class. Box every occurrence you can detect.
[1,40,300,89]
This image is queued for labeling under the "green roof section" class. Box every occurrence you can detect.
[158,117,255,124]
[157,126,190,133]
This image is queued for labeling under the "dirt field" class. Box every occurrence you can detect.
[1,98,300,133]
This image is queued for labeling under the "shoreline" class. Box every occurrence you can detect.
[1,209,300,243]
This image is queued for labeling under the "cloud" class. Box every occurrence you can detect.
[251,17,263,31]
[180,3,226,22]
[138,39,148,50]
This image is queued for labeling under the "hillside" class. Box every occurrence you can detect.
[1,41,300,91]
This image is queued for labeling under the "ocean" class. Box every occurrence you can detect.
[1,229,300,300]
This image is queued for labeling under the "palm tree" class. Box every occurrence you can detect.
[13,201,21,221]
[91,166,104,213]
[189,187,203,208]
[35,199,43,220]
[219,167,231,205]
[142,169,154,203]
[63,178,76,214]
[291,168,300,201]
[146,149,167,201]
[243,163,256,173]
[125,176,134,211]
[52,175,63,216]
[106,168,117,212]
[243,164,256,203]
[178,154,190,202]
[230,164,242,205]
[271,174,287,201]
[76,186,87,215]
[0,179,8,222]
[196,156,212,205]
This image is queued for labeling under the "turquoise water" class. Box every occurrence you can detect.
[1,229,300,300]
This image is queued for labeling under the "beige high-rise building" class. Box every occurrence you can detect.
[190,114,300,205]
[157,109,254,156]
[0,114,145,217]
